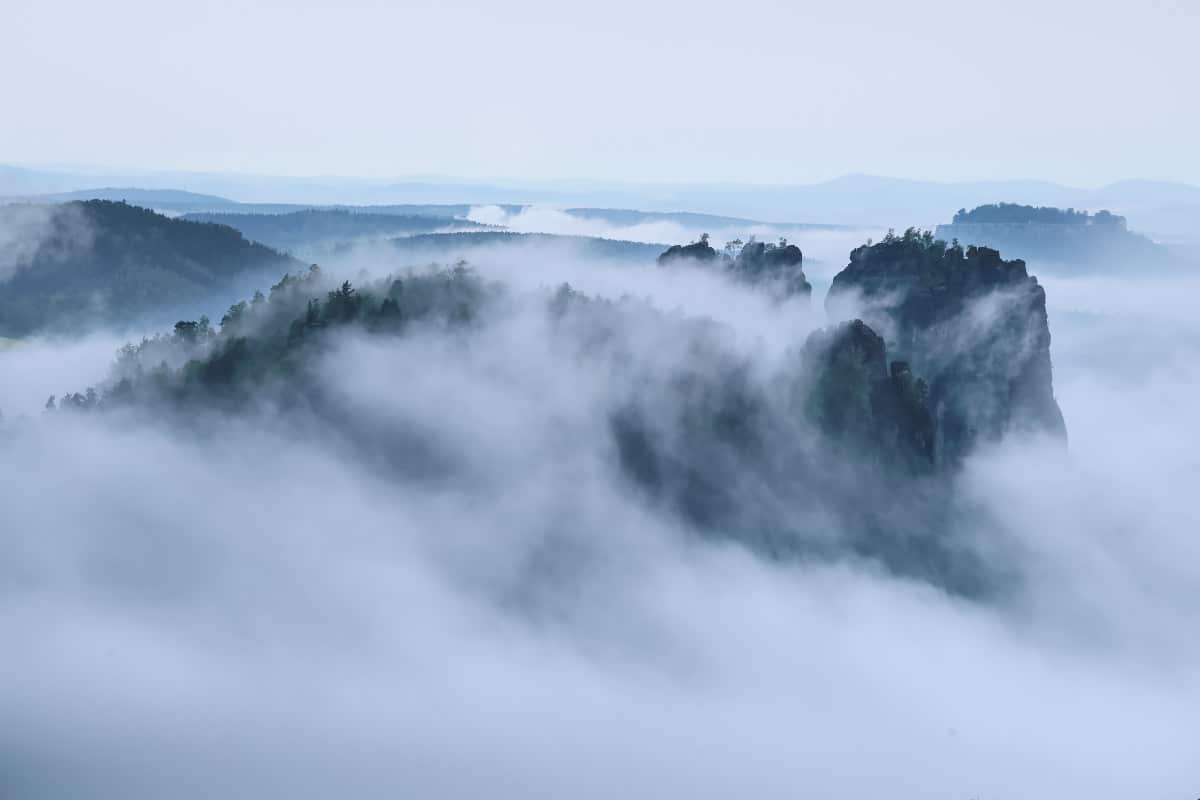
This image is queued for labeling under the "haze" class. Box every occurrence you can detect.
[2,2,1199,798]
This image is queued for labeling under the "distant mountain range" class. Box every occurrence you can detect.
[561,208,847,232]
[365,231,666,263]
[2,186,514,220]
[4,165,1199,238]
[180,209,490,255]
[0,199,667,338]
[18,187,237,209]
[2,192,1191,342]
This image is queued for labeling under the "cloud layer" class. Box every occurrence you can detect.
[1,243,1198,799]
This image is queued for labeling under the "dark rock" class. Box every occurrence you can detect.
[803,320,934,469]
[731,240,811,297]
[827,229,1066,463]
[656,236,720,265]
[657,236,810,299]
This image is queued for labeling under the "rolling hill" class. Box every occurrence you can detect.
[0,200,302,336]
[180,209,490,254]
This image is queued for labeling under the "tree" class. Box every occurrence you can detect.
[304,298,322,329]
[174,320,200,341]
[221,301,248,330]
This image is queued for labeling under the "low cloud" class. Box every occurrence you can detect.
[0,246,1197,798]
[0,202,94,282]
[0,331,132,418]
[466,205,881,280]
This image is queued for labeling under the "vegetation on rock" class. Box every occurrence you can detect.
[828,227,1065,464]
[658,234,811,299]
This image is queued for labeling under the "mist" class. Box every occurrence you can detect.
[0,203,93,284]
[1,228,1198,799]
[463,204,803,246]
[464,204,881,276]
[0,332,132,418]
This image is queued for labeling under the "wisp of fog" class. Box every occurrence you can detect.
[1,230,1198,800]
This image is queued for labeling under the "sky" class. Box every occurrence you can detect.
[3,0,1197,187]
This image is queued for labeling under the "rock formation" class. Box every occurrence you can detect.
[656,235,721,265]
[803,320,934,470]
[827,228,1066,464]
[657,236,810,299]
[731,239,811,297]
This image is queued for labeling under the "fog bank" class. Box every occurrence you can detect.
[1,245,1198,798]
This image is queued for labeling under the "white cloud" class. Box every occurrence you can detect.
[1,249,1198,798]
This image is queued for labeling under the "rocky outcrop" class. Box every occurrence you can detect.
[612,229,1068,594]
[656,236,721,265]
[603,309,982,594]
[827,229,1065,464]
[731,240,811,297]
[658,237,810,299]
[803,320,935,470]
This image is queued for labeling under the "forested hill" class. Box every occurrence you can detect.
[934,202,1169,270]
[955,204,1119,225]
[180,209,490,254]
[51,229,1066,595]
[0,200,302,337]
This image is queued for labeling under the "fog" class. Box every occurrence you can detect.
[465,204,881,279]
[0,332,132,418]
[465,204,812,247]
[0,203,92,283]
[1,240,1198,799]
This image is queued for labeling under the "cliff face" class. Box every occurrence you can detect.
[827,230,1065,464]
[608,232,1068,592]
[803,320,934,470]
[732,241,811,297]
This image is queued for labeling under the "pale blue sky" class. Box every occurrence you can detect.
[4,0,1196,186]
